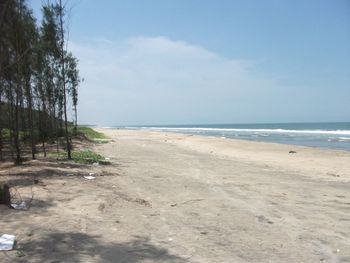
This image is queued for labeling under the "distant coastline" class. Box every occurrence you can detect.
[106,122,350,151]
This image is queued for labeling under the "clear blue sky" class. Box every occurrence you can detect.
[30,0,350,125]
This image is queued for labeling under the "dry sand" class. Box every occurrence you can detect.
[1,128,350,263]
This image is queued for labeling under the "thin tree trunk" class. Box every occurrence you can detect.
[42,141,46,157]
[7,84,15,160]
[20,95,26,141]
[74,105,77,135]
[0,128,2,161]
[54,107,59,153]
[14,87,21,164]
[14,53,22,164]
[0,93,3,161]
[13,1,22,165]
[38,108,46,157]
[26,80,35,160]
[59,0,71,159]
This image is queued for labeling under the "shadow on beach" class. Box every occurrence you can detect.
[16,232,188,263]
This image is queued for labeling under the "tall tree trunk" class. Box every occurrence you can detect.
[20,94,27,141]
[0,92,3,161]
[13,0,22,164]
[53,107,59,153]
[14,85,21,164]
[42,141,46,157]
[0,127,2,161]
[39,108,47,157]
[74,105,77,135]
[7,83,15,160]
[26,80,35,159]
[59,0,71,159]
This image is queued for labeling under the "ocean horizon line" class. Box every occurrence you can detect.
[97,121,350,128]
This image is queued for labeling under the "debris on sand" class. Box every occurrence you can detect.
[289,150,297,154]
[83,175,96,180]
[0,234,16,251]
[11,201,28,210]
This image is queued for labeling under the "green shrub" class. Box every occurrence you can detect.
[50,150,110,165]
[73,126,109,143]
[1,128,11,140]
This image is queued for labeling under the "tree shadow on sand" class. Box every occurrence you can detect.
[20,232,188,263]
[1,158,94,187]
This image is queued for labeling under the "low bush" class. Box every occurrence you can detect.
[50,150,110,165]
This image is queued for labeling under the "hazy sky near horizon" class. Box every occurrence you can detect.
[30,0,350,126]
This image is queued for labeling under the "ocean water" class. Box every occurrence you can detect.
[121,122,350,151]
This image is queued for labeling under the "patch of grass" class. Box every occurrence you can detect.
[50,150,110,165]
[1,128,10,140]
[16,250,25,258]
[71,150,104,164]
[0,128,38,142]
[74,126,110,143]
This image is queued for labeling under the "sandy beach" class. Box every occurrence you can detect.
[1,128,350,263]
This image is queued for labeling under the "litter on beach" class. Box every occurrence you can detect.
[11,201,28,210]
[84,175,96,180]
[0,234,16,251]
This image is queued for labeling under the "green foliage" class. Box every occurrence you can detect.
[50,149,110,165]
[1,127,40,142]
[1,129,11,140]
[71,150,104,164]
[0,0,80,163]
[1,128,29,141]
[74,127,109,143]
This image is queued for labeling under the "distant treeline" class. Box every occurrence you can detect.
[0,0,80,163]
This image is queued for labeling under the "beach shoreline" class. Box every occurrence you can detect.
[98,128,350,181]
[116,122,350,151]
[1,128,349,262]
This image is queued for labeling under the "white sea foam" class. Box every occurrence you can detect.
[327,137,350,142]
[260,134,269,137]
[338,137,350,141]
[140,127,350,136]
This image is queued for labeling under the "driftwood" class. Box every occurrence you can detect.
[0,184,11,206]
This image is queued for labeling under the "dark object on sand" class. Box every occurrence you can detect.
[289,150,297,154]
[0,184,11,206]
